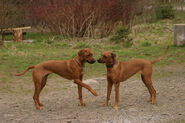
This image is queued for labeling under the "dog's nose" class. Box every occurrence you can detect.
[97,59,101,63]
[87,59,96,64]
[92,59,96,63]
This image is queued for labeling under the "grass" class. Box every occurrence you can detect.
[0,40,185,79]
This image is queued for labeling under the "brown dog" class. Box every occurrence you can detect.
[98,47,169,109]
[16,48,98,110]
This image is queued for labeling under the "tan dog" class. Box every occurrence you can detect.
[16,48,98,110]
[98,47,169,109]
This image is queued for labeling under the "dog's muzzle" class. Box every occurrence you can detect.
[87,59,96,64]
[97,59,102,63]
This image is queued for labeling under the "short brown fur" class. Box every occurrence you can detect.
[98,47,169,109]
[16,48,98,110]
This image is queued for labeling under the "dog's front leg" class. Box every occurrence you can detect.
[104,79,113,106]
[74,79,98,96]
[77,75,86,106]
[113,82,120,109]
[78,85,86,106]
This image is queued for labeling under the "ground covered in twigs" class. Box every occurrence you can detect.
[0,64,185,123]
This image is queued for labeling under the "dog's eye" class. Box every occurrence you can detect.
[103,56,107,59]
[87,54,91,57]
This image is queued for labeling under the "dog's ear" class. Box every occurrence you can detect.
[111,53,116,60]
[78,49,84,57]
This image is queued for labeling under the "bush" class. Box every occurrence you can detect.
[156,5,174,20]
[141,41,151,47]
[29,0,125,38]
[110,25,132,47]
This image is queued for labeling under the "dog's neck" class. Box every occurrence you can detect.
[73,56,85,70]
[106,60,116,68]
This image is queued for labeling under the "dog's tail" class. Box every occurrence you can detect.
[151,46,169,64]
[15,65,35,76]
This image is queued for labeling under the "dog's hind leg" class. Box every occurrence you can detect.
[32,73,41,109]
[141,74,152,102]
[113,82,120,109]
[39,74,49,107]
[147,78,156,104]
[32,69,49,110]
[141,74,156,104]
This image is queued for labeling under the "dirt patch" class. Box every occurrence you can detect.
[0,65,185,123]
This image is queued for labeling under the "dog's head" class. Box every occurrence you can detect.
[78,48,96,64]
[98,51,116,67]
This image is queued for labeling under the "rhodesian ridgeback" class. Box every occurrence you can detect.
[98,47,169,109]
[16,48,98,110]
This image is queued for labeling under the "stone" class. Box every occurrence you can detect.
[174,24,185,46]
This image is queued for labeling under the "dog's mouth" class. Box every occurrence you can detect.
[87,60,96,64]
[97,59,104,63]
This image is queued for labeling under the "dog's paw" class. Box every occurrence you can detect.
[147,97,152,102]
[36,106,41,110]
[152,100,156,104]
[91,89,98,96]
[113,104,118,110]
[39,103,44,107]
[81,102,86,106]
[103,102,108,106]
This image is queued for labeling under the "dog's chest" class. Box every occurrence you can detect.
[81,66,85,72]
[107,65,125,82]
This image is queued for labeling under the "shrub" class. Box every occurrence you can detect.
[156,5,174,20]
[28,0,140,38]
[141,41,151,47]
[29,0,125,38]
[110,25,132,47]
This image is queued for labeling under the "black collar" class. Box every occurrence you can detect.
[106,60,116,68]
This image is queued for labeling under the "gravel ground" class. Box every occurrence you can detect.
[0,65,185,123]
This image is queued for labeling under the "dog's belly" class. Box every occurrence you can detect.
[58,73,74,80]
[53,68,80,80]
[119,69,142,82]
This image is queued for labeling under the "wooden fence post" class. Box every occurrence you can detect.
[13,29,23,42]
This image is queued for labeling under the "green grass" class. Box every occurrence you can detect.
[0,40,185,81]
